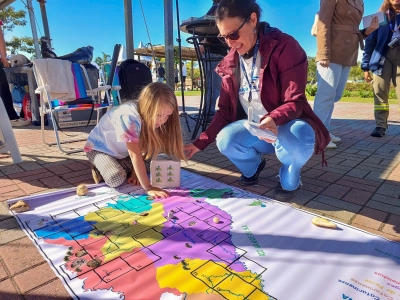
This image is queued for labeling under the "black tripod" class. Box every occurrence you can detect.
[175,0,191,132]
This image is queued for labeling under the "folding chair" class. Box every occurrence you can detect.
[32,58,120,154]
[0,98,23,163]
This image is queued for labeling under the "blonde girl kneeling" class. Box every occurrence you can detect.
[84,82,186,198]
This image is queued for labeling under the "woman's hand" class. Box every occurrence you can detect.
[1,57,10,68]
[147,186,169,198]
[365,16,379,36]
[258,117,278,143]
[127,172,139,185]
[184,143,200,159]
[319,60,330,68]
[364,71,373,83]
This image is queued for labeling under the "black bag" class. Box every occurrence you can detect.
[118,59,152,100]
[82,63,99,90]
[57,46,94,64]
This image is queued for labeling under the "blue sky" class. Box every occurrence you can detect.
[7,0,381,60]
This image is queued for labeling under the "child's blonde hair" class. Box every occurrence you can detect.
[137,82,187,162]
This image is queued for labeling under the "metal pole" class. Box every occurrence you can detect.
[175,0,185,101]
[37,0,51,47]
[26,0,41,58]
[191,59,194,90]
[174,0,190,131]
[124,0,134,59]
[164,0,174,89]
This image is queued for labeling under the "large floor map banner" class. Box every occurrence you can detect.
[7,170,400,300]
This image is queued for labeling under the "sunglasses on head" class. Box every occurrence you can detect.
[217,16,250,43]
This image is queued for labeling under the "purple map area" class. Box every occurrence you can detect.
[148,193,247,272]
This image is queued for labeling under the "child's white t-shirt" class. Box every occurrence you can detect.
[84,102,142,159]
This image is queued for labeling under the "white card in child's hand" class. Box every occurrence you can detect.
[362,11,386,28]
[243,121,277,141]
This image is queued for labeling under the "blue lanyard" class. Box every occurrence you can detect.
[239,39,260,104]
[388,13,400,32]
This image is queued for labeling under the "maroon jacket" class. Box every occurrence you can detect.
[193,22,330,155]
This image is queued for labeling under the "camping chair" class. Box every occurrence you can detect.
[32,58,119,154]
[102,44,123,105]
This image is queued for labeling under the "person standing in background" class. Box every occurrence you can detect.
[362,0,400,138]
[151,62,157,82]
[174,67,179,90]
[178,62,187,90]
[313,0,378,149]
[0,20,30,127]
[156,63,165,83]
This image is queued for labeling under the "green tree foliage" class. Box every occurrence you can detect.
[185,61,200,80]
[6,36,35,55]
[173,46,181,66]
[306,84,317,96]
[388,89,397,99]
[349,62,364,82]
[94,56,103,66]
[94,52,111,66]
[0,6,26,34]
[102,52,111,62]
[307,56,317,84]
[0,6,35,55]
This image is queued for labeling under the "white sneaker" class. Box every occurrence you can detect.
[326,141,337,149]
[329,133,341,143]
[10,118,30,127]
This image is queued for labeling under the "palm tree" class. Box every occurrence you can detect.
[94,52,111,66]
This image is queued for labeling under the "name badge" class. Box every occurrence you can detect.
[247,106,253,122]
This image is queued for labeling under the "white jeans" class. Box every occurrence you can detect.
[313,62,350,130]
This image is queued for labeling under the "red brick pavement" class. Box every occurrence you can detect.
[0,98,400,298]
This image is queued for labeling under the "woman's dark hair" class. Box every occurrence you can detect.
[215,0,262,24]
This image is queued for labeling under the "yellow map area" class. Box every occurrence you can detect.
[83,203,166,262]
[157,259,271,300]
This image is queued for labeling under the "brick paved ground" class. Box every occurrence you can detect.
[0,96,399,299]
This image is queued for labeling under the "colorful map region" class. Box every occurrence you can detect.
[24,187,275,300]
[11,170,400,300]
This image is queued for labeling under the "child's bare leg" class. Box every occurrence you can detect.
[120,156,151,186]
[119,156,138,185]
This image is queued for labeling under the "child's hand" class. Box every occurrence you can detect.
[127,172,139,185]
[147,186,169,198]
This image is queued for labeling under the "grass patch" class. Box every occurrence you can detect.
[177,90,399,104]
[308,96,399,104]
[174,90,202,96]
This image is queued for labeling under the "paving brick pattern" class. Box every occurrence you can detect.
[0,97,399,298]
